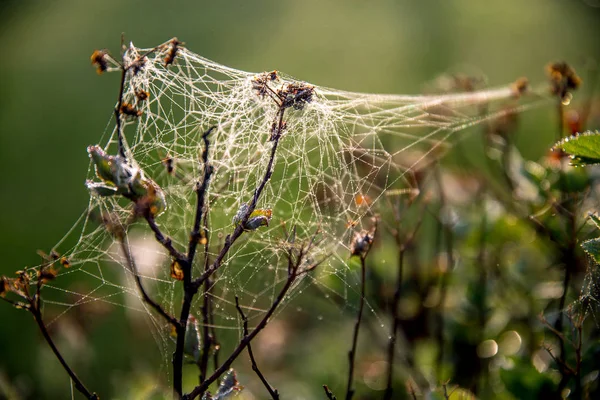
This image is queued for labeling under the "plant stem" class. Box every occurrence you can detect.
[345,256,367,400]
[185,266,298,399]
[31,305,98,399]
[235,296,280,400]
[383,247,405,400]
[120,238,178,327]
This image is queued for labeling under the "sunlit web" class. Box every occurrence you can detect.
[36,40,549,371]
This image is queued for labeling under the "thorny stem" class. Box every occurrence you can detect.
[30,297,98,399]
[120,238,178,327]
[235,296,280,400]
[345,256,367,400]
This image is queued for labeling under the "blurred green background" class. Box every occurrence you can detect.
[0,0,599,398]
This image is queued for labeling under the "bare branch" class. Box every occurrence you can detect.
[119,238,178,327]
[323,385,338,400]
[235,296,280,399]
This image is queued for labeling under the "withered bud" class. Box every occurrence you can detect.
[546,62,582,99]
[170,260,184,281]
[120,103,143,117]
[59,256,71,268]
[135,89,150,102]
[90,50,109,75]
[164,37,184,67]
[350,230,374,257]
[511,77,529,97]
[38,266,58,283]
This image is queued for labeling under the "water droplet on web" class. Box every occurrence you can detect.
[297,306,302,312]
[317,315,323,320]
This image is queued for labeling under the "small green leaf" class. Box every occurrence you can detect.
[553,131,600,166]
[581,238,600,265]
[588,212,600,230]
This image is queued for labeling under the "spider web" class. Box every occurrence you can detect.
[35,41,549,375]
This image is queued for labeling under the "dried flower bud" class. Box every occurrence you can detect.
[232,203,272,231]
[170,260,184,281]
[90,50,108,75]
[350,230,374,257]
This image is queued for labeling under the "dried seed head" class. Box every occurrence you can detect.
[350,230,374,257]
[90,49,108,75]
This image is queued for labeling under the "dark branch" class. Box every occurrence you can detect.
[187,126,216,264]
[28,286,98,399]
[345,255,367,400]
[235,296,280,399]
[192,107,285,290]
[114,60,128,159]
[323,385,338,400]
[145,215,186,262]
[383,247,404,400]
[174,126,216,396]
[186,265,297,399]
[119,238,178,327]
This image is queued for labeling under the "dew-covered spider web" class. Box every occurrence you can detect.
[35,40,551,376]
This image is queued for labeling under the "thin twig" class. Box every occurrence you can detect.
[235,296,280,399]
[145,215,186,262]
[173,126,215,397]
[30,297,98,399]
[114,64,128,159]
[192,108,285,290]
[119,238,178,327]
[323,385,337,400]
[345,255,367,400]
[187,126,216,264]
[434,167,454,379]
[191,127,216,384]
[185,263,299,399]
[383,247,405,400]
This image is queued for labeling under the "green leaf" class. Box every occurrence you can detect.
[581,238,600,265]
[588,212,600,230]
[553,131,600,166]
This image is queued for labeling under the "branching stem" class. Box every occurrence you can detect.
[120,238,178,327]
[235,296,280,400]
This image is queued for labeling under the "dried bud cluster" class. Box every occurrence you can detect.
[252,70,315,111]
[546,62,581,100]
